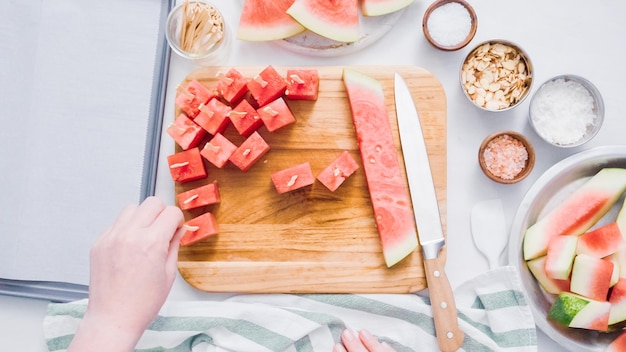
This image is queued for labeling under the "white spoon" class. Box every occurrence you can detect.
[470,198,507,269]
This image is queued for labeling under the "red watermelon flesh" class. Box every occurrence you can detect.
[523,168,626,261]
[176,182,221,211]
[180,212,219,246]
[545,235,578,281]
[271,162,314,194]
[609,278,626,325]
[175,80,214,118]
[237,0,305,41]
[228,99,263,137]
[200,133,237,169]
[247,65,287,107]
[577,222,624,258]
[343,68,418,267]
[229,131,270,172]
[215,68,248,105]
[194,98,232,135]
[316,151,360,192]
[166,113,207,150]
[166,147,207,183]
[287,0,359,43]
[258,97,296,132]
[570,254,614,301]
[285,69,319,101]
[361,0,415,16]
[606,330,626,352]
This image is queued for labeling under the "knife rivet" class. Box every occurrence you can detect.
[446,332,454,339]
[433,270,441,278]
[440,301,447,309]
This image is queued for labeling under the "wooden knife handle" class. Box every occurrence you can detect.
[423,256,464,352]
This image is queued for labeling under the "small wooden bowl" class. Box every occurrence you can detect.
[422,0,478,51]
[478,131,535,184]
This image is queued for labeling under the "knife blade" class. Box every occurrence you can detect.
[394,73,464,351]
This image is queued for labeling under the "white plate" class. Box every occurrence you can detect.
[508,146,626,351]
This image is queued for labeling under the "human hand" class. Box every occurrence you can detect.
[333,329,397,352]
[69,197,184,352]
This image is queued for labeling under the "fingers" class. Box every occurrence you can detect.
[340,329,397,352]
[358,330,395,352]
[333,344,348,352]
[151,205,183,241]
[132,196,167,228]
[340,329,368,352]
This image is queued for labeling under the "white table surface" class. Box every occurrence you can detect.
[2,1,626,351]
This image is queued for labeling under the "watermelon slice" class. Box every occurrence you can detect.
[361,0,415,16]
[176,182,221,211]
[200,133,237,168]
[548,291,611,331]
[166,113,207,150]
[166,147,207,183]
[617,197,626,237]
[229,131,270,172]
[545,235,578,281]
[285,69,319,101]
[609,278,626,325]
[175,80,214,118]
[287,0,360,43]
[606,331,626,352]
[577,222,624,258]
[194,98,232,135]
[527,256,570,295]
[523,168,626,261]
[258,97,296,132]
[180,212,219,246]
[247,65,287,107]
[316,151,360,192]
[237,0,305,41]
[343,68,418,267]
[228,99,263,137]
[271,162,315,194]
[570,254,614,301]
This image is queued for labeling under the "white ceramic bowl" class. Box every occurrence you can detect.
[508,146,626,351]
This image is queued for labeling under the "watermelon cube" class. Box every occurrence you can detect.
[215,68,248,105]
[175,79,213,118]
[200,133,237,168]
[606,330,626,352]
[166,147,207,183]
[285,69,319,101]
[316,151,360,192]
[229,131,270,172]
[609,278,626,325]
[228,99,263,136]
[271,162,315,194]
[527,256,570,294]
[194,98,232,135]
[176,182,221,211]
[166,113,207,150]
[180,212,219,246]
[570,254,614,301]
[577,222,624,258]
[548,291,611,331]
[545,235,578,281]
[523,168,626,261]
[257,97,296,132]
[247,65,287,107]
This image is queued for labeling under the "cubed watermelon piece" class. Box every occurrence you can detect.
[229,131,270,172]
[200,133,237,168]
[609,278,626,325]
[247,65,287,107]
[577,222,624,258]
[527,256,570,295]
[194,98,232,135]
[166,147,207,183]
[215,68,248,105]
[285,69,319,101]
[548,291,610,331]
[175,80,214,118]
[176,182,221,211]
[180,212,219,246]
[570,254,614,301]
[316,151,360,192]
[343,68,418,267]
[523,168,626,261]
[166,113,207,150]
[545,235,578,280]
[271,162,314,194]
[228,99,263,137]
[257,97,296,132]
[606,330,626,352]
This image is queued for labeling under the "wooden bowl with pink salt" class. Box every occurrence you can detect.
[478,131,535,184]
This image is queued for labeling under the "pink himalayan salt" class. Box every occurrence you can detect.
[483,134,528,180]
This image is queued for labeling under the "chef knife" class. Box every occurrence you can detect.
[394,73,464,351]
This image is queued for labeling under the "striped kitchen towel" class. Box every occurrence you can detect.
[43,266,537,351]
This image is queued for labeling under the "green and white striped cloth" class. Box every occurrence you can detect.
[44,266,537,351]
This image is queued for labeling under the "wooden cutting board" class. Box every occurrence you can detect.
[175,66,446,293]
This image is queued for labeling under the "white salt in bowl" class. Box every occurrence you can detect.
[422,0,477,51]
[529,74,604,148]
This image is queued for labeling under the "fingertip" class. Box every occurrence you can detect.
[333,343,347,352]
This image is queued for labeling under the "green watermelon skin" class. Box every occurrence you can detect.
[343,69,418,267]
[237,0,305,41]
[548,291,610,331]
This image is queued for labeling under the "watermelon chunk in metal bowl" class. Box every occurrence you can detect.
[508,146,626,351]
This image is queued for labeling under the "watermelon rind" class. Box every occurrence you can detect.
[362,0,415,16]
[548,292,589,326]
[287,0,360,43]
[237,0,305,41]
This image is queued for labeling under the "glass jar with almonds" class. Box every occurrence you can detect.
[460,40,533,112]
